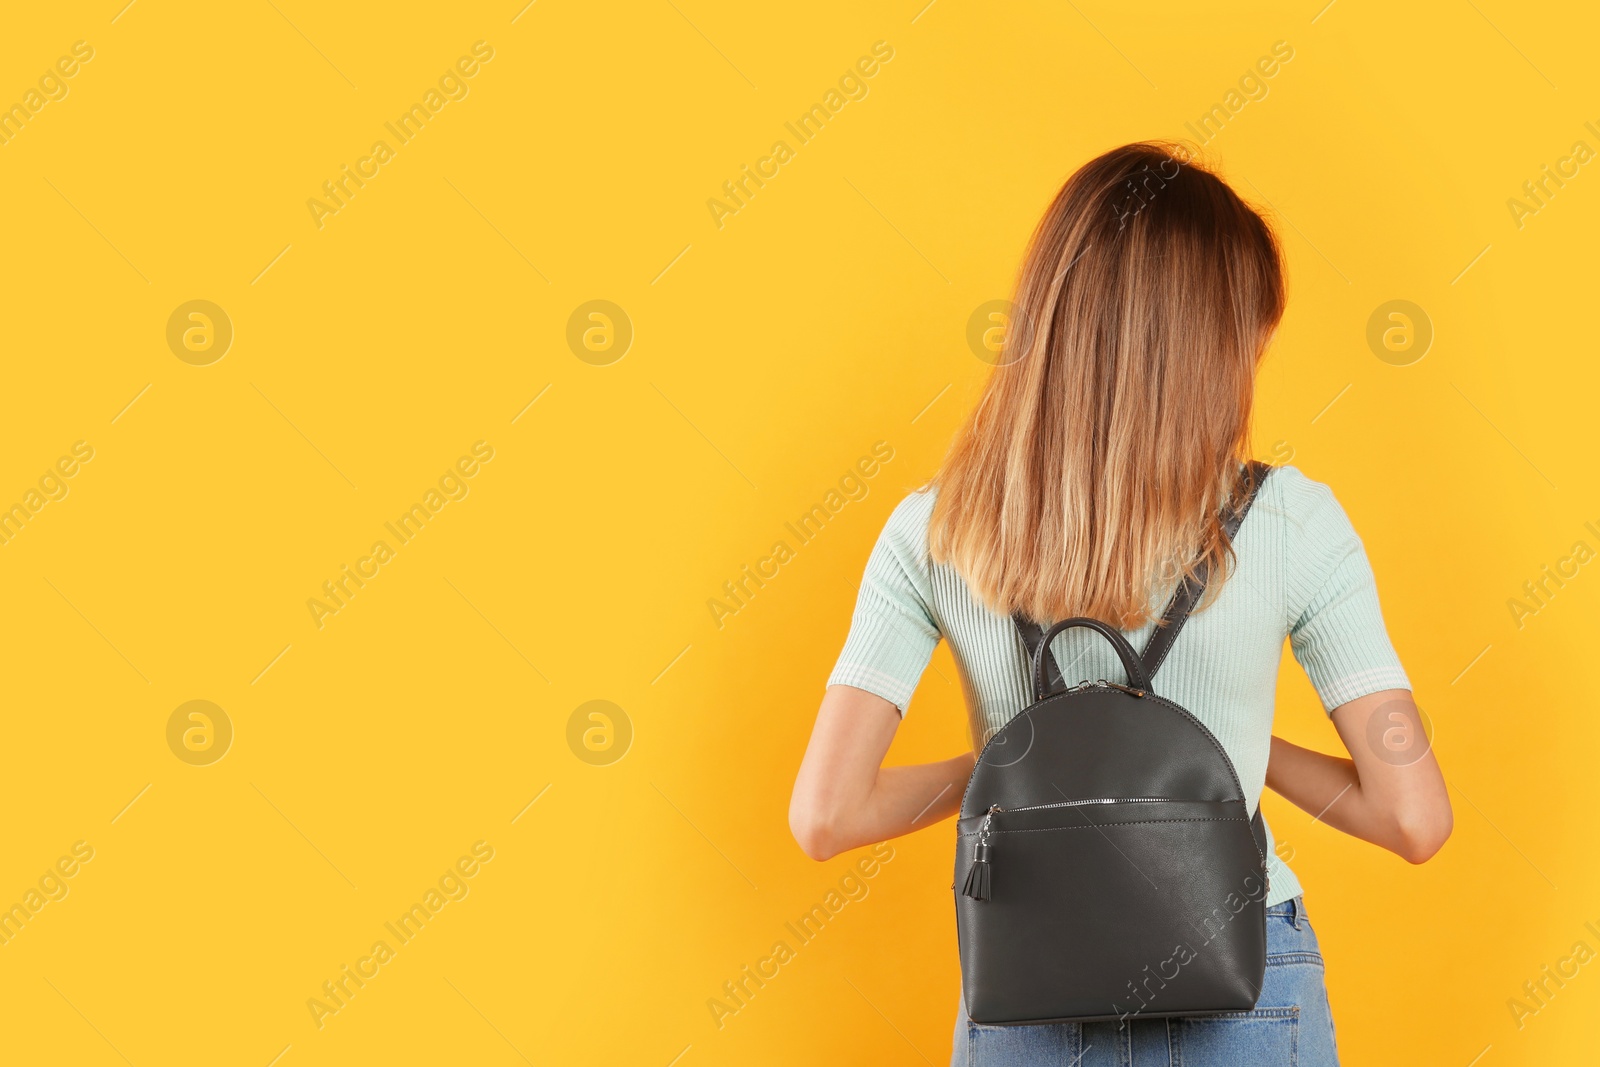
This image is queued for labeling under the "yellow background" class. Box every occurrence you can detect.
[1,1,1595,1063]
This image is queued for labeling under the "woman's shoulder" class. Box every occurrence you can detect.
[850,486,941,609]
[873,484,938,560]
[1259,464,1372,595]
[1261,464,1355,534]
[884,483,938,526]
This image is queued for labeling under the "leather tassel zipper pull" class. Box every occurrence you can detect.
[962,807,998,902]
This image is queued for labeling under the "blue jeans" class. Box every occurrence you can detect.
[954,896,1338,1066]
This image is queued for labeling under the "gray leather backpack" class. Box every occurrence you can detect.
[955,463,1273,1025]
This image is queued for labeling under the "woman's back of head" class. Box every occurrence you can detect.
[930,141,1286,628]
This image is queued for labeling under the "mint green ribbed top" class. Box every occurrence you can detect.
[828,464,1411,907]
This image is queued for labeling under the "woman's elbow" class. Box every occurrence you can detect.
[1395,799,1454,864]
[789,797,842,862]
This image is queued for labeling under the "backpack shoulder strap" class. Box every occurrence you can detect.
[1013,615,1065,696]
[1142,460,1276,864]
[1137,461,1274,685]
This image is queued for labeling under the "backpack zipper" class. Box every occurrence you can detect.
[960,798,1173,901]
[990,796,1170,816]
[1061,679,1146,698]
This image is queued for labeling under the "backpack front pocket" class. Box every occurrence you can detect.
[955,798,1268,1025]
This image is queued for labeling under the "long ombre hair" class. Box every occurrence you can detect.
[930,142,1285,628]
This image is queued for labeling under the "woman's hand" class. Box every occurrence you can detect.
[1265,688,1451,863]
[789,685,975,861]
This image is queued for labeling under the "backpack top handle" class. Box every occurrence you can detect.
[1027,617,1151,700]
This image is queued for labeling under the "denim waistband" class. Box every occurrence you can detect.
[1264,893,1307,930]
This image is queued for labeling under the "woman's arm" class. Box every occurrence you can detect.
[1265,687,1451,863]
[789,684,975,861]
